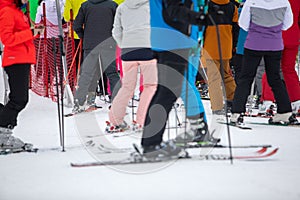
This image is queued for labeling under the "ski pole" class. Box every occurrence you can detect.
[55,0,74,107]
[52,37,64,152]
[208,12,234,164]
[98,54,108,104]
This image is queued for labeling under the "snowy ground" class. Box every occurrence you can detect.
[0,89,300,200]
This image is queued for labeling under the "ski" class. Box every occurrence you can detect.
[204,147,279,160]
[218,122,252,130]
[70,146,279,167]
[244,113,272,118]
[0,144,85,155]
[97,144,132,153]
[64,105,102,117]
[177,142,272,149]
[112,131,138,138]
[248,121,300,127]
[70,155,191,167]
[95,143,272,154]
[0,143,38,155]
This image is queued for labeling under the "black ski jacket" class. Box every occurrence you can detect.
[74,0,118,50]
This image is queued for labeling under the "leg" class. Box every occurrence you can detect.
[0,64,30,128]
[100,48,121,101]
[74,50,98,105]
[254,58,265,98]
[135,59,158,125]
[178,55,219,144]
[281,45,300,102]
[222,59,236,101]
[206,59,223,111]
[181,53,206,119]
[233,54,243,85]
[141,49,189,147]
[264,51,291,113]
[232,49,262,113]
[109,61,138,125]
[261,73,275,102]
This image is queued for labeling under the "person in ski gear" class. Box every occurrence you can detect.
[72,0,121,112]
[63,0,86,41]
[108,0,157,132]
[0,0,42,149]
[35,0,65,38]
[232,0,265,111]
[141,0,217,159]
[230,0,297,125]
[176,1,222,144]
[202,0,239,116]
[258,0,300,116]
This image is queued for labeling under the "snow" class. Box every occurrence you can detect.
[0,90,300,200]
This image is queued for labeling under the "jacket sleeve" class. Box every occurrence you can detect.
[238,0,250,31]
[232,6,239,48]
[35,4,43,24]
[162,0,206,25]
[0,10,33,47]
[282,1,293,31]
[73,5,85,38]
[112,6,122,46]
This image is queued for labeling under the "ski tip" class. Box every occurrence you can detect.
[64,113,75,117]
[256,147,267,154]
[271,147,279,154]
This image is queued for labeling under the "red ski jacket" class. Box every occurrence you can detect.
[0,0,36,67]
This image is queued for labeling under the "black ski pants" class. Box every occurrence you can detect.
[232,48,291,114]
[0,64,30,128]
[141,49,189,147]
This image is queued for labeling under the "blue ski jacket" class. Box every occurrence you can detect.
[149,0,206,51]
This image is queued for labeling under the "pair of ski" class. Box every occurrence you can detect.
[64,105,102,117]
[0,144,85,155]
[94,142,272,154]
[70,143,279,167]
[219,120,300,130]
[0,143,38,155]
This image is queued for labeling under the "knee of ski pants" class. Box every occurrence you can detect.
[143,83,157,92]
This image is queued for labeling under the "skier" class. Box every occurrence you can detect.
[230,0,298,125]
[63,0,86,72]
[35,0,65,38]
[202,0,239,116]
[141,0,212,159]
[258,0,300,116]
[176,1,221,144]
[72,0,121,112]
[0,0,43,150]
[107,0,157,133]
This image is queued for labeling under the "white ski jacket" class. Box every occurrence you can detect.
[112,0,150,48]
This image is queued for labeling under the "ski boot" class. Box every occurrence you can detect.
[258,101,275,116]
[175,117,220,145]
[86,92,96,107]
[0,127,34,154]
[105,121,130,133]
[269,112,299,125]
[292,100,300,116]
[132,121,143,132]
[142,140,188,160]
[72,99,88,113]
[265,105,276,117]
[230,113,244,125]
